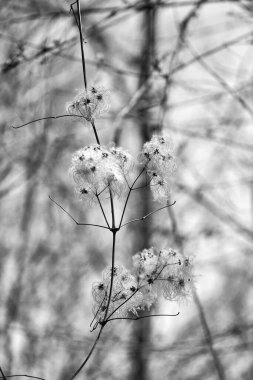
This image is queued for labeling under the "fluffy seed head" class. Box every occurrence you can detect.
[71,144,133,203]
[140,134,176,203]
[66,86,110,122]
[133,247,193,302]
[92,265,143,322]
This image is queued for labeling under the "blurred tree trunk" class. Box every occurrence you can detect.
[128,2,156,380]
[3,123,48,372]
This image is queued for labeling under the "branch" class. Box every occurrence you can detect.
[121,201,176,228]
[107,312,180,322]
[186,41,253,118]
[48,196,109,230]
[157,0,208,128]
[11,114,83,129]
[192,291,226,379]
[166,203,227,380]
[118,168,146,228]
[177,183,253,242]
[96,195,110,229]
[0,376,46,380]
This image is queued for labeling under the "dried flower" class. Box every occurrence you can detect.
[109,146,133,175]
[92,249,193,324]
[70,144,133,203]
[140,134,176,203]
[133,247,193,303]
[66,86,110,122]
[92,265,143,322]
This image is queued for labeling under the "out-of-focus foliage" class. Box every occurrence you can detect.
[0,1,253,380]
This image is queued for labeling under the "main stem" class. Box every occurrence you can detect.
[91,120,100,145]
[103,188,117,320]
[76,0,87,91]
[70,4,118,377]
[75,2,101,145]
[103,230,116,321]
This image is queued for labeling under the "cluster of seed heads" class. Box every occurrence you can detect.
[67,86,193,322]
[92,248,193,323]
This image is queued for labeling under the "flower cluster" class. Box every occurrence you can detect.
[92,265,143,322]
[66,86,110,122]
[140,135,176,203]
[133,247,193,305]
[91,248,193,323]
[71,144,133,202]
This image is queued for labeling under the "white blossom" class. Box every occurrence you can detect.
[70,144,133,203]
[66,86,110,122]
[133,247,193,303]
[109,146,133,175]
[92,265,143,322]
[92,249,193,324]
[140,134,176,203]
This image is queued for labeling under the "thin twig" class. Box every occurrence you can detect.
[11,114,82,129]
[158,0,208,129]
[70,325,104,380]
[90,293,107,329]
[69,2,79,29]
[96,195,110,229]
[107,312,180,322]
[167,204,226,380]
[49,196,109,230]
[0,376,45,380]
[118,167,146,228]
[186,41,253,118]
[121,201,176,228]
[177,183,253,242]
[192,291,226,379]
[131,179,151,191]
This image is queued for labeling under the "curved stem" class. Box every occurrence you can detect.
[70,325,104,380]
[12,114,82,129]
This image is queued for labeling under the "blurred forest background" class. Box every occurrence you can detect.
[0,0,253,379]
